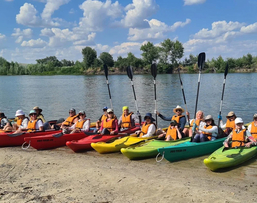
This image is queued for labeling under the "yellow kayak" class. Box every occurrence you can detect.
[90,122,96,128]
[91,135,156,154]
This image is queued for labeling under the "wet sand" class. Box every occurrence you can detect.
[0,146,257,203]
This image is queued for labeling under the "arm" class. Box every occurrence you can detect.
[179,116,186,130]
[69,123,76,130]
[81,120,90,132]
[111,119,119,134]
[219,120,226,129]
[223,132,232,147]
[141,124,156,138]
[19,118,29,129]
[118,116,122,126]
[176,126,182,139]
[131,114,136,127]
[158,113,172,121]
[36,120,44,131]
[199,126,218,139]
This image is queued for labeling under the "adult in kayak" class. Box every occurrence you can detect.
[156,105,187,135]
[0,112,8,129]
[3,110,29,131]
[97,108,119,135]
[187,110,206,137]
[118,106,137,130]
[219,111,237,135]
[62,111,90,134]
[135,113,156,138]
[158,120,183,141]
[33,106,46,123]
[94,106,108,133]
[223,117,256,148]
[247,114,257,139]
[192,115,218,142]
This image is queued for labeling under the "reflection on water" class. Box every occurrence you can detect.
[0,73,257,128]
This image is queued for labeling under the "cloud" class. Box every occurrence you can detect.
[109,42,142,56]
[41,0,70,20]
[240,22,257,34]
[5,0,14,2]
[21,38,47,48]
[128,18,191,41]
[184,0,206,6]
[0,33,6,40]
[120,0,159,28]
[16,3,41,27]
[11,28,33,43]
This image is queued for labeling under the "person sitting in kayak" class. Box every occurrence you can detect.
[97,108,119,135]
[247,114,257,140]
[156,105,187,136]
[219,111,237,135]
[118,106,137,130]
[135,113,156,138]
[94,106,108,133]
[3,110,29,131]
[186,110,206,137]
[33,106,46,123]
[158,120,183,141]
[0,112,8,129]
[224,117,256,148]
[192,115,218,142]
[15,110,43,133]
[62,111,90,134]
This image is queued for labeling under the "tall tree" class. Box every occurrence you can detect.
[82,47,97,69]
[99,52,114,67]
[140,42,159,65]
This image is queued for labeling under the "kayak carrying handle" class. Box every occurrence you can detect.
[156,151,165,163]
[21,141,31,150]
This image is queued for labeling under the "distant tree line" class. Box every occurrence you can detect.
[0,38,257,75]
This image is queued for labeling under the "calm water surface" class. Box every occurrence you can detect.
[0,73,257,127]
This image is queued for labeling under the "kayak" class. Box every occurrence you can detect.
[24,131,90,150]
[0,130,60,147]
[204,146,257,171]
[158,137,226,162]
[91,135,156,154]
[121,137,190,160]
[66,127,140,153]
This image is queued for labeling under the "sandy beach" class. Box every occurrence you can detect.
[0,145,257,203]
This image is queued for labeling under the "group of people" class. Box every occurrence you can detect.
[1,104,257,148]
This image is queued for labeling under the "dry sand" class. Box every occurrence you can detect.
[0,146,257,203]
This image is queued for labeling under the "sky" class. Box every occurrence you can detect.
[0,0,257,64]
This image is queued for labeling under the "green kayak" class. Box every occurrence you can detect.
[157,137,226,162]
[121,137,190,160]
[204,146,257,171]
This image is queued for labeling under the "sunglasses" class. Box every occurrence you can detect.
[108,112,113,114]
[176,109,182,112]
[30,113,37,116]
[79,114,85,116]
[205,119,212,122]
[69,111,74,113]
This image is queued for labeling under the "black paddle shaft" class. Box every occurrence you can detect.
[178,68,189,123]
[151,63,158,126]
[103,64,113,109]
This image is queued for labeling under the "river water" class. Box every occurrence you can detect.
[0,73,257,127]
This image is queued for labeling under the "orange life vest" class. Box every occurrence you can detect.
[17,117,28,126]
[166,126,178,140]
[27,119,38,132]
[102,118,115,132]
[202,125,213,140]
[190,119,201,130]
[101,114,107,121]
[63,115,78,126]
[226,119,235,129]
[250,122,257,139]
[139,123,152,137]
[121,113,133,128]
[75,119,89,130]
[172,115,185,124]
[231,129,246,148]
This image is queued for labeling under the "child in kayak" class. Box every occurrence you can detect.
[158,120,183,141]
[223,117,256,148]
[135,113,156,138]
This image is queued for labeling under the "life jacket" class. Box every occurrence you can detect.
[27,119,38,132]
[121,113,133,128]
[231,129,247,148]
[100,114,107,121]
[139,123,151,137]
[166,126,178,140]
[172,115,185,124]
[17,117,29,126]
[75,119,89,130]
[202,125,213,140]
[190,119,201,130]
[63,115,78,126]
[226,119,235,129]
[250,122,257,139]
[102,118,115,132]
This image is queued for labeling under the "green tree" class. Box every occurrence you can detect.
[140,42,159,65]
[82,47,97,69]
[99,52,114,67]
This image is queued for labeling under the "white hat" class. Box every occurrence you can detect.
[107,108,114,113]
[173,105,185,113]
[235,117,244,124]
[205,115,213,120]
[15,109,25,117]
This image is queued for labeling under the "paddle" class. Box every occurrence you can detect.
[177,67,189,124]
[151,63,158,127]
[103,64,113,109]
[126,66,142,126]
[217,63,229,130]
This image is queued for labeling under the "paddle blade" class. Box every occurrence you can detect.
[224,63,229,78]
[151,63,157,79]
[126,66,133,80]
[103,64,108,79]
[197,52,206,71]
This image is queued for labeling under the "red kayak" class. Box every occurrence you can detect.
[66,127,140,153]
[0,130,60,147]
[24,131,91,150]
